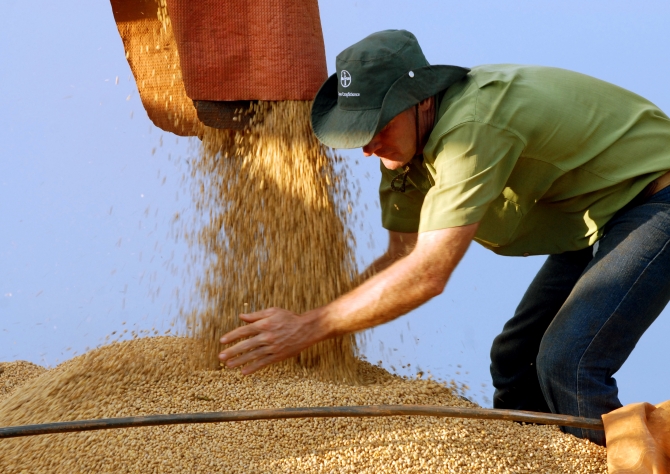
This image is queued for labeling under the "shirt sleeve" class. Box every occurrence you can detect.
[379,160,426,233]
[419,121,525,232]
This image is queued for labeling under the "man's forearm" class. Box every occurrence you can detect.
[357,231,418,283]
[304,224,478,340]
[218,224,479,375]
[305,254,442,339]
[357,252,397,283]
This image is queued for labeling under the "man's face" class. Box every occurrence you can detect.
[362,107,415,170]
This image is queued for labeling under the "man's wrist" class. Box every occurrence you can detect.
[302,306,336,343]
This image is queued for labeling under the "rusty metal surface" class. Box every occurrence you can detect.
[0,405,604,439]
[166,0,328,101]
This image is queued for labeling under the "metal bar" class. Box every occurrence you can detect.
[0,405,603,439]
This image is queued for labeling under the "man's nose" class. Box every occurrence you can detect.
[362,136,381,157]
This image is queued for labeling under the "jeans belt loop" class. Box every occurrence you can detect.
[639,170,670,201]
[653,169,670,195]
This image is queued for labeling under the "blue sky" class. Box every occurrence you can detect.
[1,0,669,407]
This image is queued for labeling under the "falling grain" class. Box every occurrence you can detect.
[183,101,360,381]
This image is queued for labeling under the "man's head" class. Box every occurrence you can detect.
[310,29,468,157]
[362,97,435,170]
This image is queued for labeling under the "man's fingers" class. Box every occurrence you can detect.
[239,308,276,323]
[240,354,279,375]
[218,336,262,362]
[219,323,259,345]
[217,307,305,376]
[219,309,278,344]
[224,345,271,368]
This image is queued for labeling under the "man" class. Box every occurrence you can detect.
[219,29,670,445]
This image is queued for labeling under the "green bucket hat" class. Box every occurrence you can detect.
[311,29,470,149]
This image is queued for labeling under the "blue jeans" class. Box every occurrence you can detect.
[490,185,670,446]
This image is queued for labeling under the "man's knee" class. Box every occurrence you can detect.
[489,333,506,372]
[536,338,574,390]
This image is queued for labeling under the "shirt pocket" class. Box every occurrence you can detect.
[474,194,524,248]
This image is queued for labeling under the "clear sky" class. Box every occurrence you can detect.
[1,0,669,407]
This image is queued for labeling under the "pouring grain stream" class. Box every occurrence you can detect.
[183,101,361,381]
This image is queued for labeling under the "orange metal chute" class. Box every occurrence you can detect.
[110,0,328,135]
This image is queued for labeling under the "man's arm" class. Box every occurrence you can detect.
[358,230,418,282]
[219,223,479,374]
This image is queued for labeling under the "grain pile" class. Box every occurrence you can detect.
[182,101,360,380]
[0,361,45,403]
[0,337,606,473]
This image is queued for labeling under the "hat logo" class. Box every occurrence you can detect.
[340,70,351,88]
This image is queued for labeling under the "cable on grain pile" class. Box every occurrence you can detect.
[0,405,603,439]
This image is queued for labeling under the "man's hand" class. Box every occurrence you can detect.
[218,308,323,375]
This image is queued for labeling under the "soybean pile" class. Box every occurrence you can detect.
[0,337,607,473]
[0,361,45,403]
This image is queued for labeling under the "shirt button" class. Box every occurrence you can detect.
[523,253,530,257]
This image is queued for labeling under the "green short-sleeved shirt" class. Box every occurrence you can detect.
[379,65,670,256]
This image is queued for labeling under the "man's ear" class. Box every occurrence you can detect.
[418,96,435,111]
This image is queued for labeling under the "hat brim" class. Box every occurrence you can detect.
[311,65,470,149]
